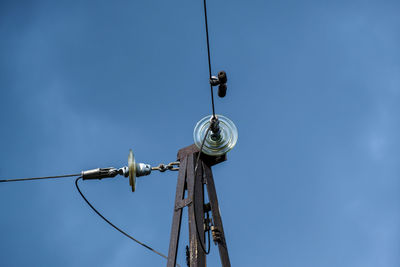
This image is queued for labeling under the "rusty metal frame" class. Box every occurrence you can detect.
[167,144,231,267]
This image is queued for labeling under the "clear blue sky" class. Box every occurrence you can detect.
[1,0,399,266]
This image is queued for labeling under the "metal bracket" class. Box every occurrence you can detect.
[211,225,222,244]
[175,197,193,211]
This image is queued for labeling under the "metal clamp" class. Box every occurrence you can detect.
[81,167,122,180]
[209,71,228,98]
[211,225,222,244]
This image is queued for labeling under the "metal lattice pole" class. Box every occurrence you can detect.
[167,144,231,267]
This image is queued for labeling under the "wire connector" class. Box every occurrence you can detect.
[210,116,221,141]
[81,168,121,180]
[209,71,228,98]
[211,225,222,244]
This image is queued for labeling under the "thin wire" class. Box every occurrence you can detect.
[0,173,81,183]
[192,125,212,254]
[194,125,211,174]
[203,0,216,118]
[74,177,180,267]
[206,211,211,251]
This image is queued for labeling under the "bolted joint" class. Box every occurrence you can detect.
[211,225,222,244]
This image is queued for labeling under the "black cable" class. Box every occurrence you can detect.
[203,0,216,118]
[192,161,211,255]
[207,211,211,250]
[192,126,212,254]
[74,177,180,267]
[194,125,211,174]
[191,0,222,253]
[0,173,81,183]
[204,210,211,252]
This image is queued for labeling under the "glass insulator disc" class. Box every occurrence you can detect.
[193,114,238,156]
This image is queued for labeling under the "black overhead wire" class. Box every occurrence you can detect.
[1,0,218,261]
[203,0,216,118]
[0,173,81,183]
[194,125,211,174]
[75,177,181,267]
[194,0,226,252]
[193,125,212,254]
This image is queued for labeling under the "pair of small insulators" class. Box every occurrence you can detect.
[210,71,228,98]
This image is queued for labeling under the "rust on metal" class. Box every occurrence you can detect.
[167,144,231,267]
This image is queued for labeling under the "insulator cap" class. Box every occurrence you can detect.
[193,114,238,156]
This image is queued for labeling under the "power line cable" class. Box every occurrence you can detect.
[194,124,211,174]
[193,125,212,254]
[74,177,180,267]
[0,173,81,183]
[203,0,216,118]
